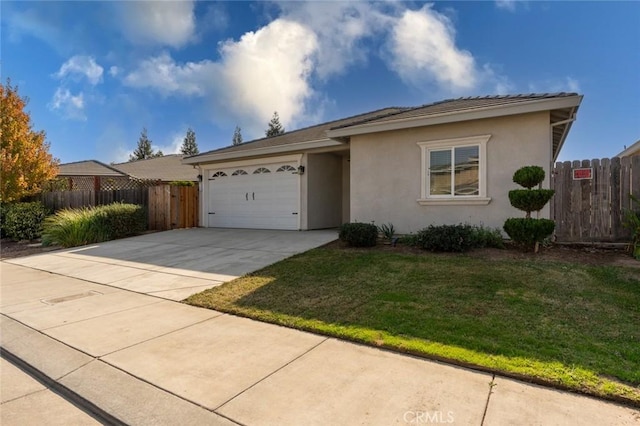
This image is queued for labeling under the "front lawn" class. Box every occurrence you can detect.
[185,246,640,406]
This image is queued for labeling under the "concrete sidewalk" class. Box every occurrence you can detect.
[1,263,639,425]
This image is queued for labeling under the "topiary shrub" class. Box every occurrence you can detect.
[415,224,475,252]
[513,166,547,189]
[504,165,555,252]
[2,202,50,241]
[508,189,555,214]
[503,218,555,247]
[339,222,378,247]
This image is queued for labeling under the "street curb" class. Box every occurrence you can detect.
[1,348,126,426]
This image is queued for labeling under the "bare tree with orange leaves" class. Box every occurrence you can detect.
[1,79,59,202]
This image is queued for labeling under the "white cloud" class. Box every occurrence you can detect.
[124,53,209,96]
[495,0,517,12]
[49,87,85,120]
[109,66,120,77]
[124,19,318,138]
[213,19,319,134]
[277,2,392,80]
[156,133,184,155]
[528,77,581,94]
[55,55,103,85]
[388,5,477,92]
[117,1,195,48]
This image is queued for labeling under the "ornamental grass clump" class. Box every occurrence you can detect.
[42,202,146,248]
[503,166,555,252]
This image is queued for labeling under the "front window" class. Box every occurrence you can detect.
[429,146,479,196]
[417,135,491,205]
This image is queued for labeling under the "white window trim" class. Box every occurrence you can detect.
[417,135,491,206]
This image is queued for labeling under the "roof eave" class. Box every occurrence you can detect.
[327,95,583,138]
[183,138,345,165]
[616,139,640,157]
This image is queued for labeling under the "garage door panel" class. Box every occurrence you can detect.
[207,163,299,230]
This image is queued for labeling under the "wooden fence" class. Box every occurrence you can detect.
[38,184,199,232]
[551,156,640,242]
[148,185,199,231]
[40,188,148,211]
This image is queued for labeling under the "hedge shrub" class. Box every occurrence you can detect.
[415,224,475,252]
[42,203,147,248]
[2,202,50,241]
[339,222,378,247]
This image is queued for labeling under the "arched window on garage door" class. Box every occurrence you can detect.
[253,167,271,174]
[211,171,227,178]
[276,165,296,172]
[231,169,248,176]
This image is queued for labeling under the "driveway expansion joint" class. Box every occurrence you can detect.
[480,374,496,426]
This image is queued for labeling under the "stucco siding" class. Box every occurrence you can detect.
[349,112,552,234]
[307,153,343,229]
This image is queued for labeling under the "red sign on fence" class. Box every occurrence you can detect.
[572,168,592,180]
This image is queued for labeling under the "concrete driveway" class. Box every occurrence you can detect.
[3,228,337,301]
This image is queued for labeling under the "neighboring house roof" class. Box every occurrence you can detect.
[57,160,128,177]
[616,139,640,157]
[113,154,198,181]
[184,93,581,165]
[183,107,405,164]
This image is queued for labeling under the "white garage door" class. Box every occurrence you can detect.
[207,163,299,230]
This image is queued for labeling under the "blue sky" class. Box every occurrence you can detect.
[3,1,639,164]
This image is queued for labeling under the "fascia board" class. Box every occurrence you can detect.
[327,96,583,138]
[183,138,343,165]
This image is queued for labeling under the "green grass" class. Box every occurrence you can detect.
[185,247,640,406]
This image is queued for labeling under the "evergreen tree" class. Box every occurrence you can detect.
[265,111,285,137]
[129,128,162,161]
[232,125,243,146]
[180,128,199,155]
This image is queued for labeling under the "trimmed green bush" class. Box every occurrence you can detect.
[508,189,555,213]
[42,203,147,248]
[339,222,378,247]
[470,226,505,249]
[416,224,475,252]
[96,203,147,239]
[2,202,50,241]
[402,225,504,251]
[513,166,546,189]
[504,218,555,247]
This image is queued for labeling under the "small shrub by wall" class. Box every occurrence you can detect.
[339,222,378,247]
[2,202,50,241]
